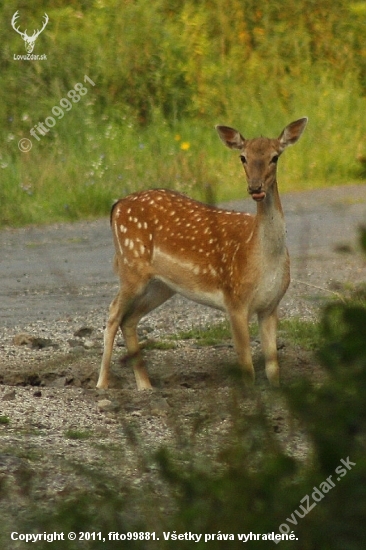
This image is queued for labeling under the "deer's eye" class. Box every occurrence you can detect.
[271,155,279,164]
[240,155,247,164]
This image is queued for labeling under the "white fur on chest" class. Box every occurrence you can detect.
[250,215,289,315]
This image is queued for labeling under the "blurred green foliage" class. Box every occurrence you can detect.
[2,0,365,123]
[1,0,366,225]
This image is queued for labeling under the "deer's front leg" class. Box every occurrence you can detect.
[228,309,255,385]
[258,310,280,387]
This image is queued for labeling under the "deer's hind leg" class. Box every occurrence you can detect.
[97,288,132,390]
[97,279,174,390]
[120,279,175,390]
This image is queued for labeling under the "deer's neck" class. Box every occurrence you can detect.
[255,181,286,256]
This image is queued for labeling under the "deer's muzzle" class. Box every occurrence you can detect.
[248,185,266,202]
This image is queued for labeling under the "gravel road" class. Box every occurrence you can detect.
[1,184,366,329]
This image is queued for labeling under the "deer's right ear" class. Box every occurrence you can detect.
[216,125,245,150]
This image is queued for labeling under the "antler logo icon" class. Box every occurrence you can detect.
[11,10,49,53]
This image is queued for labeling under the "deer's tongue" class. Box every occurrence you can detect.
[251,192,266,202]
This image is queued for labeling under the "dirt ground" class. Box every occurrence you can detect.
[1,184,366,530]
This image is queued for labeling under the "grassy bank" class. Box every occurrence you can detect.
[1,0,366,227]
[2,77,366,228]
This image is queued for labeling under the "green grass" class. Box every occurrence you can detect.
[2,1,366,228]
[335,282,366,307]
[279,318,322,351]
[172,317,321,351]
[0,416,10,425]
[2,74,366,228]
[172,320,232,346]
[64,429,93,440]
[0,445,42,461]
[142,339,177,351]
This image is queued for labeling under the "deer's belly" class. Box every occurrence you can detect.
[153,248,226,310]
[157,274,225,310]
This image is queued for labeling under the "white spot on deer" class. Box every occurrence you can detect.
[129,240,134,250]
[127,208,131,214]
[120,224,127,233]
[114,223,124,255]
[124,238,130,247]
[245,229,254,244]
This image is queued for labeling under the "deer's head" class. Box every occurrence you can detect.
[216,118,308,202]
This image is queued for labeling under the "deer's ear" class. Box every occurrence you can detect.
[216,125,245,150]
[278,117,308,150]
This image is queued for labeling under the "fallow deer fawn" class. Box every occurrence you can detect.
[97,117,308,390]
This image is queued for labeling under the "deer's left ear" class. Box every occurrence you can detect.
[278,117,308,150]
[216,125,245,150]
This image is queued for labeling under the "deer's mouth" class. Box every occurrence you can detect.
[251,191,266,202]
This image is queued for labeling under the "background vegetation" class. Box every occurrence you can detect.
[1,0,366,226]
